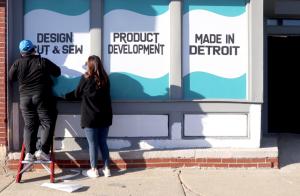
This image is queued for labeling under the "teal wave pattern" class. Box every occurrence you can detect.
[51,76,81,97]
[25,0,89,15]
[183,0,247,16]
[104,0,170,16]
[109,72,169,100]
[184,72,246,99]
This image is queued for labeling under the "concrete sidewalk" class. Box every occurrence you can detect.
[0,175,14,194]
[0,168,186,196]
[0,165,300,196]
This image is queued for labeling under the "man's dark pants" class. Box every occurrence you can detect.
[20,93,57,154]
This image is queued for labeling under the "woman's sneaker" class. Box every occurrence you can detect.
[102,167,111,177]
[34,150,50,161]
[82,169,99,178]
[24,153,35,162]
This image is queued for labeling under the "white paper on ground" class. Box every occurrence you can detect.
[41,183,84,193]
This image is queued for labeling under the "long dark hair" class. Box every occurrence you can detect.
[84,55,109,89]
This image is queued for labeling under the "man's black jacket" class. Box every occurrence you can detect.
[9,55,61,96]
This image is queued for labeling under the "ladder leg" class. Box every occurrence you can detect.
[15,144,26,183]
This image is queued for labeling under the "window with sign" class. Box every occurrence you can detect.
[183,0,249,100]
[24,0,91,97]
[103,0,171,100]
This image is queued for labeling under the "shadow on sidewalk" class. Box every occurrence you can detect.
[19,169,87,184]
[278,133,300,169]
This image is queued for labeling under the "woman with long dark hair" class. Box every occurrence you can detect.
[66,55,112,178]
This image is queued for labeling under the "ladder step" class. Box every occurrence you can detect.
[16,143,55,183]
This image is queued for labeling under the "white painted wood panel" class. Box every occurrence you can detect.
[54,115,169,138]
[184,114,248,137]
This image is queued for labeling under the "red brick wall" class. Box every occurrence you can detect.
[7,157,279,170]
[0,0,7,147]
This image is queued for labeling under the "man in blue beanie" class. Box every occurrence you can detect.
[9,40,61,161]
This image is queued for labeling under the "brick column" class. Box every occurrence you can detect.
[0,0,7,155]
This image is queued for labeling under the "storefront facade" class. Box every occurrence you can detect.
[1,0,273,168]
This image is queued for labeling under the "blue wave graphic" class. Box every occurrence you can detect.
[104,0,170,16]
[184,72,246,99]
[51,76,81,98]
[25,0,89,15]
[51,73,169,100]
[183,0,247,17]
[109,72,169,100]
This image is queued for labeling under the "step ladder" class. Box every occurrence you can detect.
[15,144,55,183]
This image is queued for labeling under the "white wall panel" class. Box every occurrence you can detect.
[184,114,248,137]
[54,115,169,138]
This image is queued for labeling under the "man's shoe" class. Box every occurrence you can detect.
[35,150,50,161]
[24,153,35,162]
[82,169,99,178]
